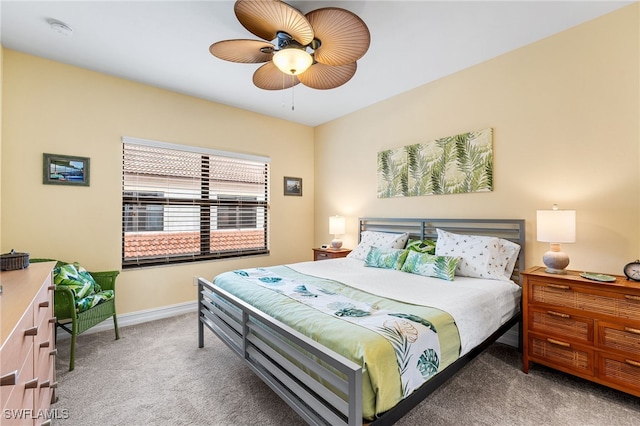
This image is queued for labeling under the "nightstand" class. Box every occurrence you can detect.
[521,266,640,397]
[312,248,351,261]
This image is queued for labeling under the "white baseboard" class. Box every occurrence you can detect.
[56,300,198,340]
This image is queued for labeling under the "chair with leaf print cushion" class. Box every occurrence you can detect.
[30,259,120,371]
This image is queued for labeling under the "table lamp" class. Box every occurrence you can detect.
[329,215,346,250]
[536,204,576,274]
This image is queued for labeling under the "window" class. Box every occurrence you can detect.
[217,196,258,229]
[122,137,270,268]
[124,192,164,232]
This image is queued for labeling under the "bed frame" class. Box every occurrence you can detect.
[198,217,525,426]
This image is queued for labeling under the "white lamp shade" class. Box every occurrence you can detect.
[329,216,346,236]
[536,209,576,243]
[273,48,313,76]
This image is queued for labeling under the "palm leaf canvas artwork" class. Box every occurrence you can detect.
[377,128,493,198]
[377,146,408,198]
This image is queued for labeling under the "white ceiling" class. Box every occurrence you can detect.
[0,1,634,127]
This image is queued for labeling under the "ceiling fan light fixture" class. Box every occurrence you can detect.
[272,48,313,76]
[212,1,370,90]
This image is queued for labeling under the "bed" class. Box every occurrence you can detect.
[198,217,525,425]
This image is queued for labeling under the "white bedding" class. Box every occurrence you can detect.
[288,257,521,356]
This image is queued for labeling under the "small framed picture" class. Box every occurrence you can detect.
[284,176,302,196]
[43,153,90,186]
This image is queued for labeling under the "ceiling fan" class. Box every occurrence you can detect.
[209,0,371,91]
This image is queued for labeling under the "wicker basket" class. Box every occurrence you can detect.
[1,250,30,271]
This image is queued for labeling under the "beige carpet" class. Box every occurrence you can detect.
[51,312,640,426]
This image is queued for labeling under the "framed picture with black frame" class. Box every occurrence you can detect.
[43,153,90,186]
[283,176,302,196]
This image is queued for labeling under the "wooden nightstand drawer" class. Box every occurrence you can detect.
[597,321,640,355]
[529,307,592,344]
[312,248,351,261]
[528,334,594,376]
[598,352,640,394]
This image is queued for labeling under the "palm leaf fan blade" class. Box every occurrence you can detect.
[306,7,371,66]
[253,62,299,90]
[209,39,274,63]
[235,0,314,45]
[298,62,357,90]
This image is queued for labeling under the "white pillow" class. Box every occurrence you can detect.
[347,231,409,260]
[435,229,504,280]
[498,239,521,279]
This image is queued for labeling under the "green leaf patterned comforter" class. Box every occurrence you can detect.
[213,265,460,420]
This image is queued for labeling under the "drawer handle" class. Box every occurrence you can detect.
[39,301,50,308]
[624,327,640,335]
[40,340,50,348]
[624,294,640,301]
[318,253,328,257]
[48,285,55,291]
[547,338,570,348]
[50,381,58,389]
[41,420,52,426]
[625,359,640,368]
[548,284,571,290]
[40,380,50,388]
[547,310,570,319]
[49,317,57,324]
[25,378,39,389]
[0,370,18,386]
[24,326,38,336]
[50,349,58,357]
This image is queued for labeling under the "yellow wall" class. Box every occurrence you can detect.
[0,45,3,244]
[314,4,639,275]
[2,5,638,317]
[1,51,315,314]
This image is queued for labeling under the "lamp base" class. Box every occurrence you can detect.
[331,238,343,250]
[543,266,568,275]
[542,243,570,274]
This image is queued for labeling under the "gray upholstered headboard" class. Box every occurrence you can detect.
[358,217,526,284]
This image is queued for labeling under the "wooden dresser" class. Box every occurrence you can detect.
[312,248,351,261]
[521,266,640,397]
[1,262,57,425]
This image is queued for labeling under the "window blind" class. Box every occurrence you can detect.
[122,137,270,268]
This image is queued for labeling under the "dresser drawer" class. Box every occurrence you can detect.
[597,352,640,395]
[1,306,35,406]
[597,321,640,355]
[529,307,593,344]
[528,334,594,376]
[530,280,640,321]
[33,276,53,329]
[2,347,35,420]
